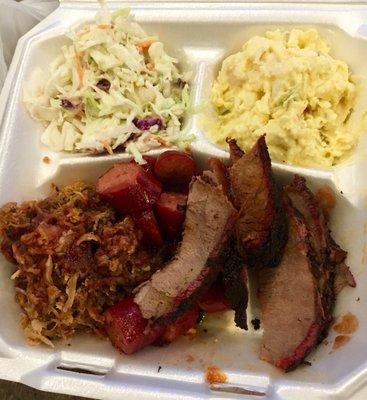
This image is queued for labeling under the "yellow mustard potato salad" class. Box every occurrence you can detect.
[208,29,361,168]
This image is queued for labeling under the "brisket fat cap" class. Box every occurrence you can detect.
[228,135,287,267]
[259,199,324,371]
[134,175,237,323]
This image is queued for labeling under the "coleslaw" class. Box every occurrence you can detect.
[23,7,192,160]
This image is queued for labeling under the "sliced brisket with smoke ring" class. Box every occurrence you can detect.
[259,197,325,371]
[259,177,356,371]
[134,174,237,324]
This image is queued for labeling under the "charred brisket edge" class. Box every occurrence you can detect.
[226,138,244,164]
[328,235,356,290]
[222,236,248,330]
[243,136,288,268]
[155,211,238,326]
[208,158,236,205]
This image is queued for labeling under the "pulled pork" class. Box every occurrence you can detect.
[0,182,169,346]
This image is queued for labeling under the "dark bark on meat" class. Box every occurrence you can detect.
[222,238,248,330]
[227,138,244,164]
[208,158,232,200]
[334,261,356,294]
[328,237,356,294]
[228,136,287,268]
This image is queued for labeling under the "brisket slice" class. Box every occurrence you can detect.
[207,157,249,330]
[259,177,355,371]
[228,136,287,267]
[259,198,325,371]
[285,176,355,316]
[285,175,328,264]
[134,174,237,324]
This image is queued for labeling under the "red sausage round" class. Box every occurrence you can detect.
[155,192,187,238]
[104,298,164,355]
[96,162,162,214]
[154,151,196,185]
[132,209,164,247]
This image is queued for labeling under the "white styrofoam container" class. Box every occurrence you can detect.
[1,1,367,399]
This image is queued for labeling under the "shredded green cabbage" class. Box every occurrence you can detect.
[23,7,191,161]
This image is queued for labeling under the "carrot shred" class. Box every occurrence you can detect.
[146,62,155,71]
[137,40,155,51]
[98,24,110,29]
[100,140,113,155]
[77,28,89,37]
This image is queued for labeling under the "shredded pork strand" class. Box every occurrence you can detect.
[0,182,170,346]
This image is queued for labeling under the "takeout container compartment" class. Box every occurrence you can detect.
[21,13,367,191]
[197,23,367,174]
[1,2,367,399]
[20,21,197,192]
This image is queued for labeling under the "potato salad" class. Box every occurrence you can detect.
[206,29,363,168]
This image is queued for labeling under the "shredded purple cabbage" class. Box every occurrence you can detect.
[96,78,111,92]
[61,99,77,109]
[133,117,165,131]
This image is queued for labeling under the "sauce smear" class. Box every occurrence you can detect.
[315,185,336,217]
[205,366,228,384]
[333,312,359,334]
[333,335,351,350]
